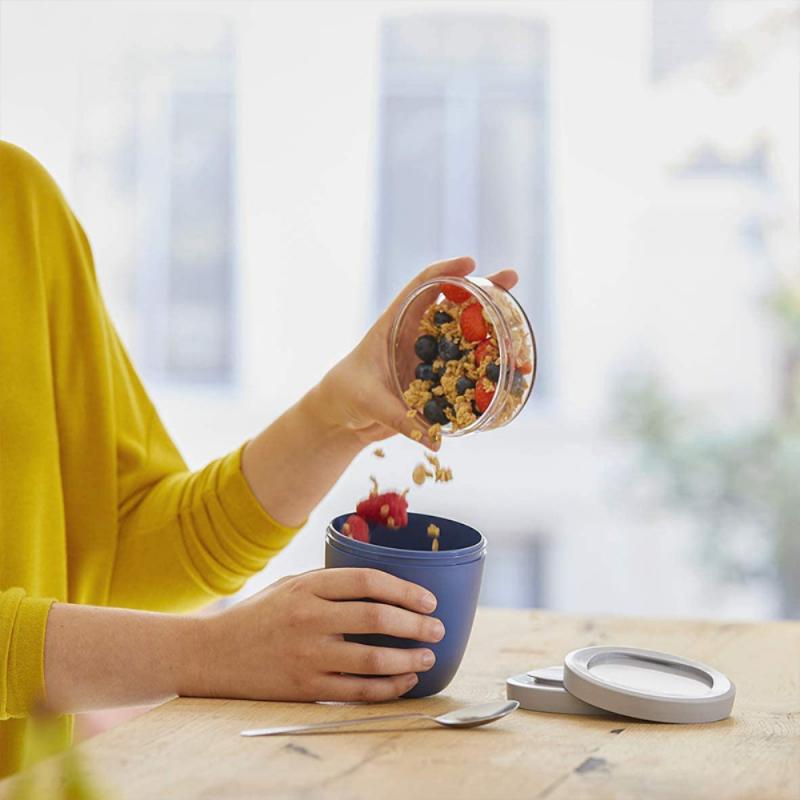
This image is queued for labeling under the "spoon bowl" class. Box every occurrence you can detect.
[433,700,520,728]
[240,700,519,737]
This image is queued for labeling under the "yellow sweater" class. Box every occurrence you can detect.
[0,142,299,776]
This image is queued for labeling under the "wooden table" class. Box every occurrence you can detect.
[2,609,798,799]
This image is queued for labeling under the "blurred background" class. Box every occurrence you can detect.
[1,0,798,628]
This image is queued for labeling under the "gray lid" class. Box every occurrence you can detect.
[506,666,607,716]
[563,646,736,724]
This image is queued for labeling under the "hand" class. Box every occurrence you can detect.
[189,568,444,702]
[240,257,519,527]
[317,257,519,449]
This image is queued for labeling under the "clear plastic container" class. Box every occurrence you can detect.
[389,276,537,437]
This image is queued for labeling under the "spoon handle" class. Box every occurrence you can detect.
[241,711,429,737]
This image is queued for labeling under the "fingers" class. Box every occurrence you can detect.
[331,642,436,676]
[404,255,476,295]
[315,672,419,702]
[385,256,475,318]
[381,395,439,451]
[307,568,437,613]
[487,268,519,291]
[325,601,445,643]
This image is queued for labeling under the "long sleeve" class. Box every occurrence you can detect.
[0,139,303,774]
[103,290,301,612]
[0,590,54,720]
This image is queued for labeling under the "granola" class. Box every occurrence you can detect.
[424,452,453,483]
[412,463,432,485]
[402,284,533,435]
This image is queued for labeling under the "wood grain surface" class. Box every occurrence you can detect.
[2,609,798,799]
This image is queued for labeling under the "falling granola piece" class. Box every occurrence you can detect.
[412,463,432,486]
[427,523,440,538]
[424,452,454,483]
[373,448,385,458]
[431,538,440,552]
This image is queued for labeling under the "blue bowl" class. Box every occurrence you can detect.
[325,512,486,698]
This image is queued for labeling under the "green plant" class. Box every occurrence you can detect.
[614,280,800,617]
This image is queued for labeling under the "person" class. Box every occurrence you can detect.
[0,140,519,776]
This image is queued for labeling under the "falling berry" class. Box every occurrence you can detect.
[357,491,409,529]
[342,514,370,542]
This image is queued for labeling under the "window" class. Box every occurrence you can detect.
[651,0,716,81]
[374,15,550,396]
[479,533,549,608]
[73,26,237,384]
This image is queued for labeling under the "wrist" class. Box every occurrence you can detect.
[173,613,218,698]
[301,382,366,451]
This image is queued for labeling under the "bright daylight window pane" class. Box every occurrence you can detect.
[72,24,237,385]
[375,15,550,400]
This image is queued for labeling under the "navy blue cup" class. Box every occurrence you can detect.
[325,512,486,698]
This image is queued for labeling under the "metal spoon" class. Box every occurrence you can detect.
[240,700,519,737]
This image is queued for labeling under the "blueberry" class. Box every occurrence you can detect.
[486,362,500,383]
[415,362,442,383]
[456,376,475,395]
[512,371,526,396]
[434,395,451,410]
[415,335,438,363]
[423,399,449,425]
[438,337,462,363]
[434,310,453,325]
[415,363,434,382]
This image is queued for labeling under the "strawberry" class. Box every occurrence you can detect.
[460,302,488,343]
[342,514,370,542]
[474,338,497,365]
[516,361,533,375]
[440,283,472,304]
[474,378,495,414]
[357,491,409,529]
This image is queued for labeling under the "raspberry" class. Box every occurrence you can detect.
[459,302,488,343]
[440,283,472,304]
[342,514,370,542]
[474,338,497,366]
[474,378,495,414]
[357,491,409,529]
